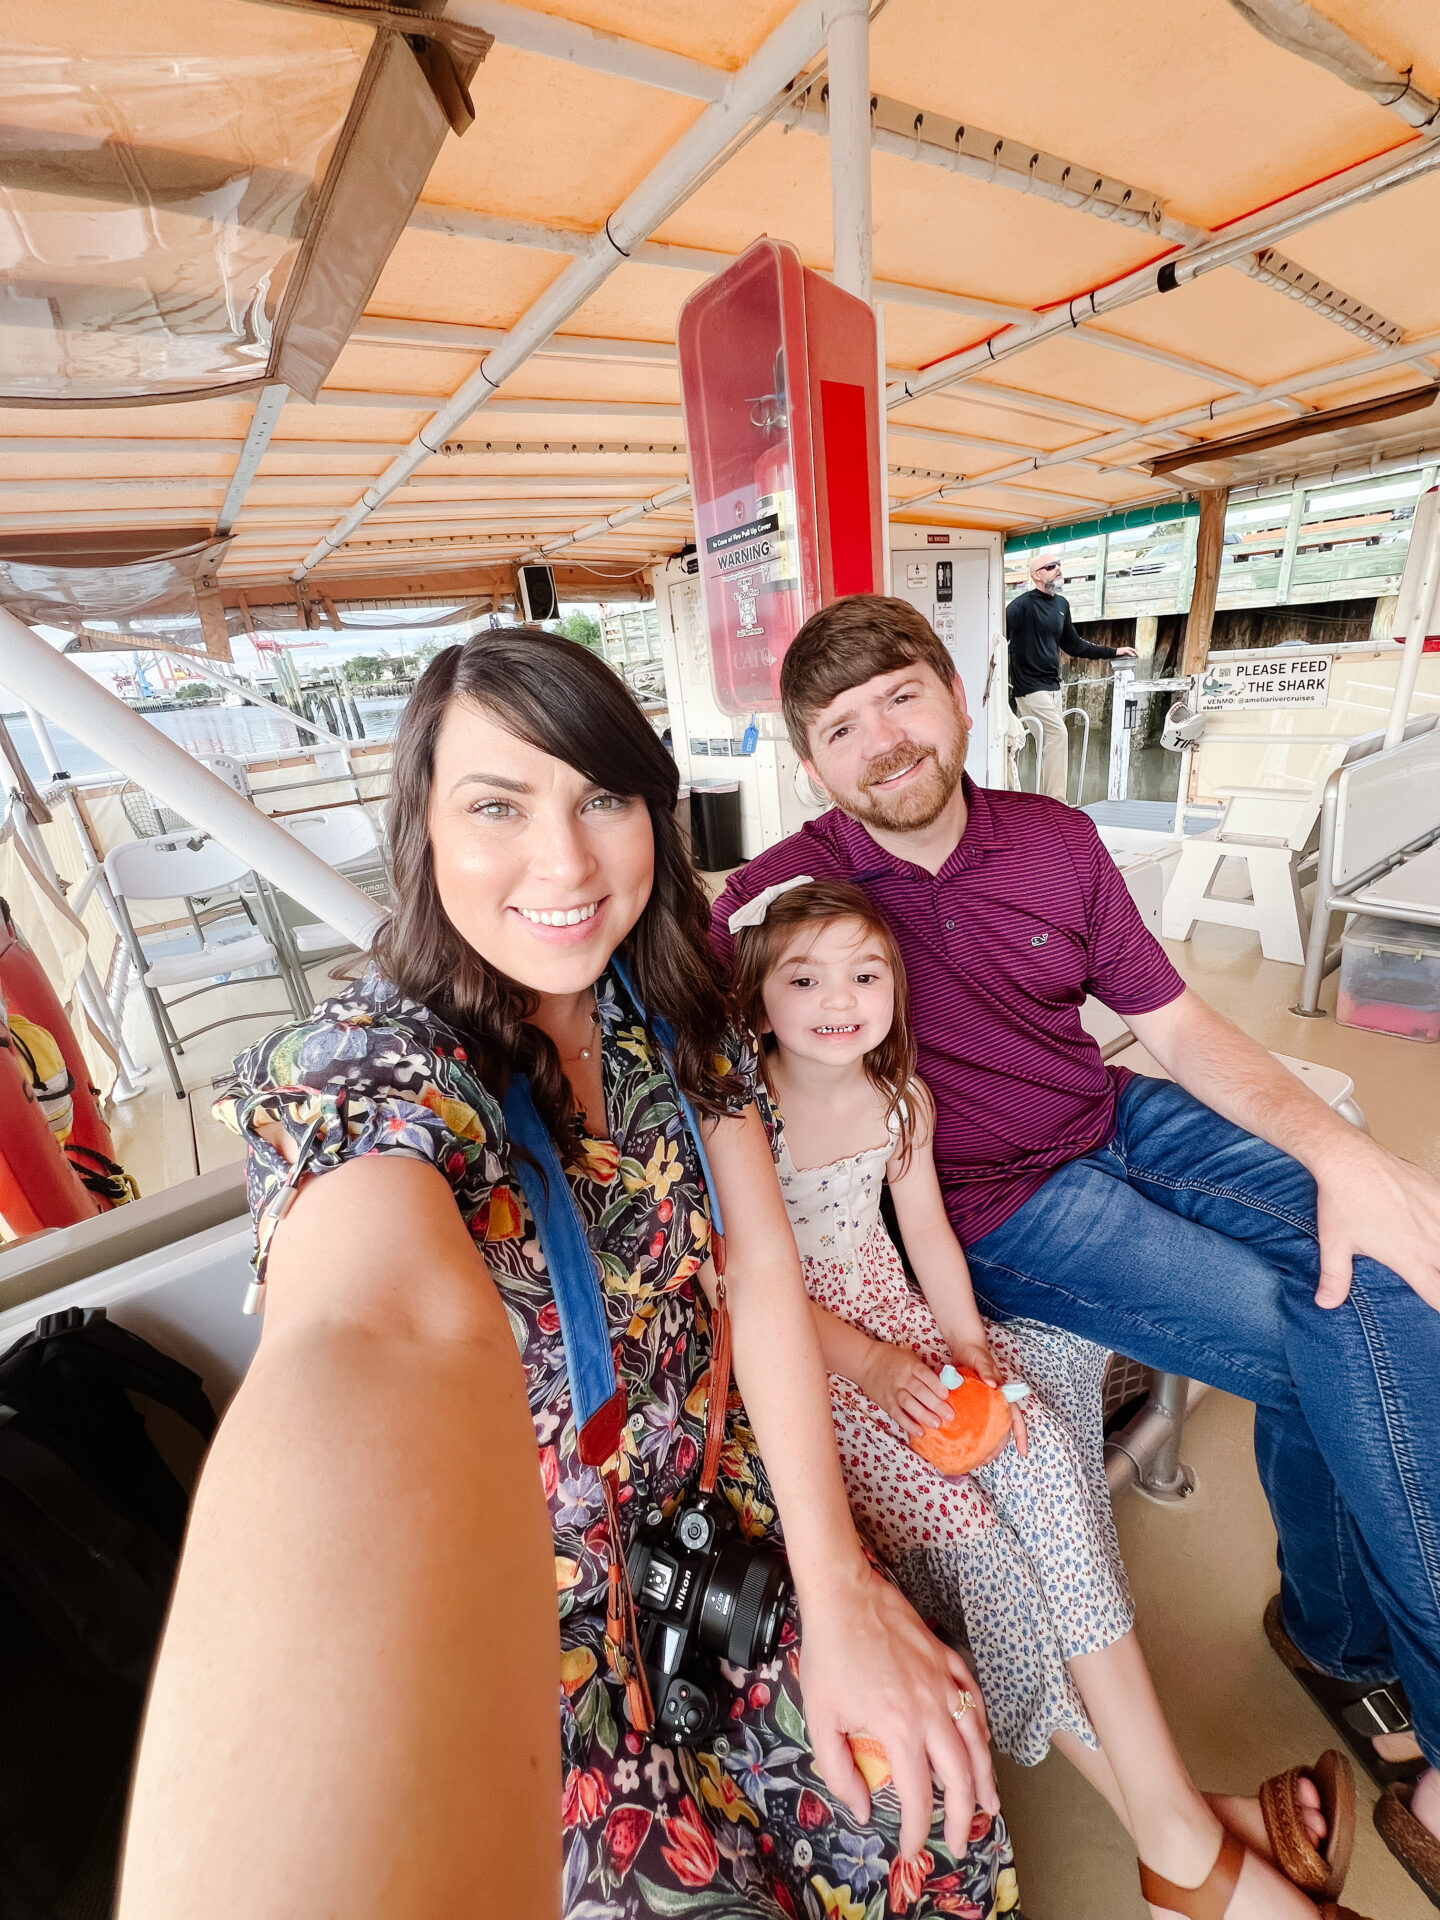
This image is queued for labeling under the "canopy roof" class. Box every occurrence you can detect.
[3,0,1439,608]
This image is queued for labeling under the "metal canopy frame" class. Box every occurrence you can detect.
[4,0,1440,569]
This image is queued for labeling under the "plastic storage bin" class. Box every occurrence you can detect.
[1336,915,1440,1043]
[689,780,742,872]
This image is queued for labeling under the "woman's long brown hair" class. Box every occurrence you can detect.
[372,626,744,1148]
[727,879,921,1169]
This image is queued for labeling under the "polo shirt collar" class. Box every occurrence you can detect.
[833,774,1000,882]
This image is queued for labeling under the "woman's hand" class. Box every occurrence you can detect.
[798,1562,999,1860]
[854,1339,953,1438]
[946,1336,1029,1458]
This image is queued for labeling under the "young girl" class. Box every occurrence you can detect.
[729,876,1368,1920]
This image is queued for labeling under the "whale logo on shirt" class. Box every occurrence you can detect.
[1030,932,1049,947]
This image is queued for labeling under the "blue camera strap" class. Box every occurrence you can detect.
[498,961,728,1470]
[500,1054,658,1726]
[501,1073,628,1471]
[497,963,737,1732]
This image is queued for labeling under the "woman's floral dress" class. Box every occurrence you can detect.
[219,968,1018,1920]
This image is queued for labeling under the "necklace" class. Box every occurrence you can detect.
[576,993,602,1062]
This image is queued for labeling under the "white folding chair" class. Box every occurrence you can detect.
[104,833,307,1099]
[199,753,252,798]
[279,808,388,956]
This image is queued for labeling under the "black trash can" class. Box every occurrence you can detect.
[689,779,742,871]
[674,782,693,863]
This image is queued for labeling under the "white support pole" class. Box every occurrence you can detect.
[886,135,1440,411]
[295,0,834,576]
[1274,484,1306,604]
[216,383,290,538]
[0,613,385,950]
[1386,484,1440,748]
[826,0,872,305]
[22,704,65,780]
[445,0,726,102]
[1108,668,1135,803]
[524,482,693,563]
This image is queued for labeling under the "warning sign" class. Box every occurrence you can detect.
[1199,654,1332,710]
[706,514,781,574]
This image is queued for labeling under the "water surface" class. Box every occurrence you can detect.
[2,697,408,787]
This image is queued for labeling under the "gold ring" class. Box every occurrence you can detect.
[950,1691,974,1726]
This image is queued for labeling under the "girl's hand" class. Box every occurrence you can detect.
[947,1338,1029,1458]
[855,1340,952,1437]
[798,1561,999,1860]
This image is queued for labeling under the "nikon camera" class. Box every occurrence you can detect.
[627,1495,791,1746]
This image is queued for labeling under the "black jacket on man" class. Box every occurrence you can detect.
[1005,587,1119,698]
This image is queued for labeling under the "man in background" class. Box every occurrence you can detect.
[1005,551,1137,802]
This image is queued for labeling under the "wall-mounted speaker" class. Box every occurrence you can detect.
[517,565,559,623]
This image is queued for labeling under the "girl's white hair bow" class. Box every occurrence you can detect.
[726,874,816,934]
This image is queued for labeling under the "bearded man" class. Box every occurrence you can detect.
[710,594,1440,1852]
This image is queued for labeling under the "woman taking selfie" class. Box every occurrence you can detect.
[118,629,1012,1920]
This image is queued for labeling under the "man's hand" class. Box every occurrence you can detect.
[1125,988,1440,1321]
[1311,1133,1440,1313]
[1114,646,1140,657]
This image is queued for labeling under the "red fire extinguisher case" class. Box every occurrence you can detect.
[677,238,883,715]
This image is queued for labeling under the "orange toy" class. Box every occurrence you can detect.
[910,1365,1023,1476]
[848,1736,893,1792]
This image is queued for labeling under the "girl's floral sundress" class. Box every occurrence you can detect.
[219,967,1019,1920]
[765,1088,1134,1767]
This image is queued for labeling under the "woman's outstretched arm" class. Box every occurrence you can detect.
[118,1153,561,1920]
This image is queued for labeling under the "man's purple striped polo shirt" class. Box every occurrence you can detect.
[710,777,1185,1245]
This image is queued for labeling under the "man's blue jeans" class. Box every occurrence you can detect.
[964,1074,1440,1767]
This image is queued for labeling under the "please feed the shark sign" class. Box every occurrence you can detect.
[1199,653,1333,710]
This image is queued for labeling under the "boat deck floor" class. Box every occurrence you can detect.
[107,916,1439,1919]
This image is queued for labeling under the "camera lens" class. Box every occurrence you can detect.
[756,1582,788,1657]
[697,1538,791,1670]
[728,1543,791,1669]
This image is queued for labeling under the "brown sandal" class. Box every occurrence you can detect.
[1374,1782,1440,1910]
[1258,1749,1355,1901]
[1140,1830,1247,1919]
[1138,1829,1376,1919]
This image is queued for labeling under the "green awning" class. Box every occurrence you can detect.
[1006,500,1197,555]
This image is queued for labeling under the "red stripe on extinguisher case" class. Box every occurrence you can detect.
[820,379,874,598]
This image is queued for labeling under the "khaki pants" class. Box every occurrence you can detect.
[1016,689,1070,803]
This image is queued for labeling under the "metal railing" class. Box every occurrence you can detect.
[1013,704,1092,805]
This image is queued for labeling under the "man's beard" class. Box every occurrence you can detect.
[839,730,967,833]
